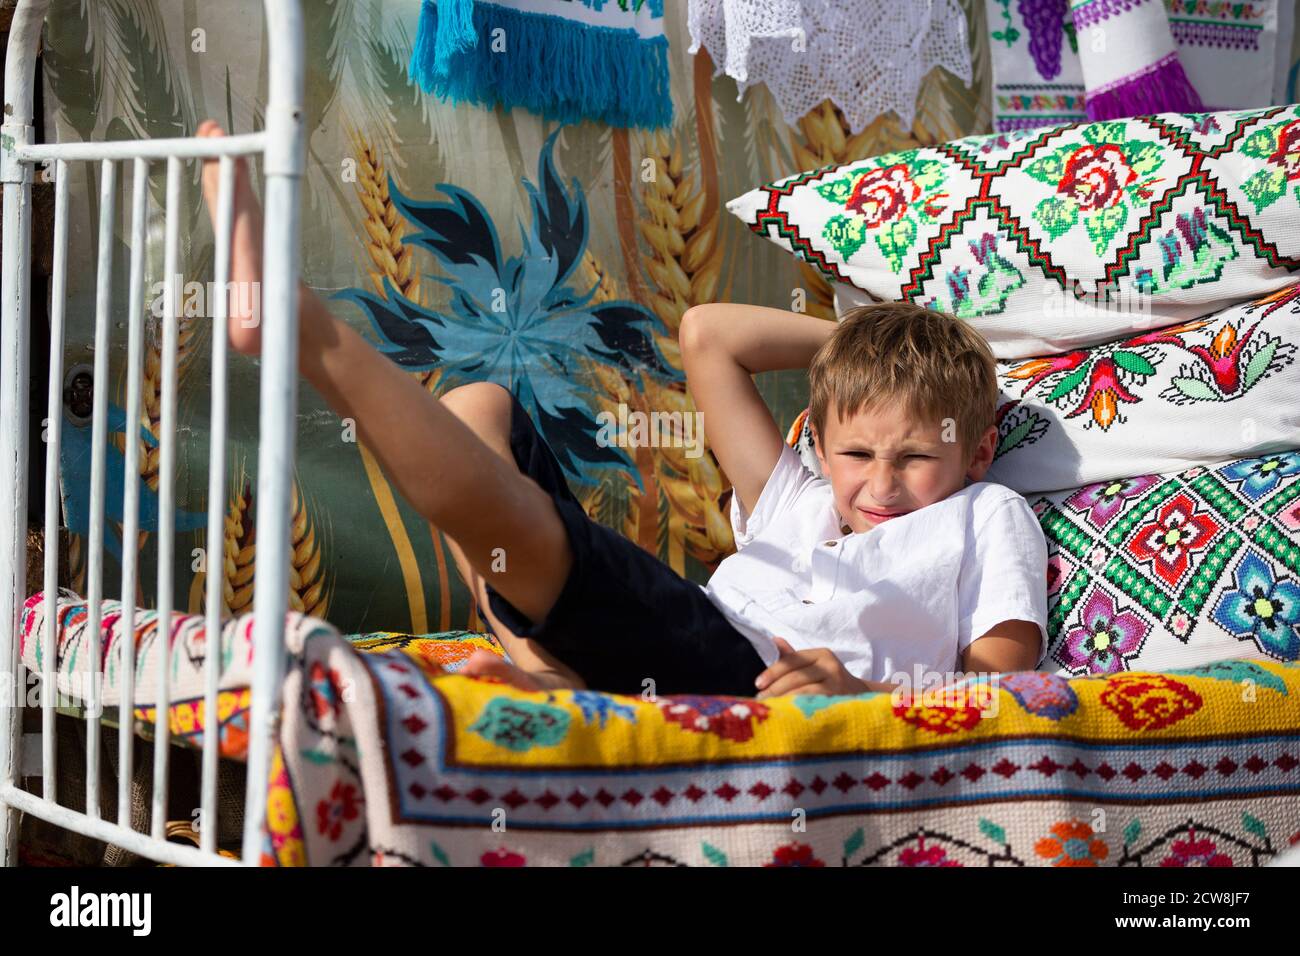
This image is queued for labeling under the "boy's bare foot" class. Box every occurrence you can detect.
[459,649,571,693]
[197,119,265,356]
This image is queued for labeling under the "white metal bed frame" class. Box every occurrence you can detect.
[0,0,306,865]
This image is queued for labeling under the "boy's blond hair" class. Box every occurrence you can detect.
[808,301,998,460]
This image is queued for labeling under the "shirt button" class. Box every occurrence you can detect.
[824,540,837,547]
[801,598,813,604]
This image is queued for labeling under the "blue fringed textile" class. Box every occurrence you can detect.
[408,0,671,130]
[424,0,477,78]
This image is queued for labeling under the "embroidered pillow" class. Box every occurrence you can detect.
[728,105,1300,359]
[786,285,1300,496]
[1027,453,1300,675]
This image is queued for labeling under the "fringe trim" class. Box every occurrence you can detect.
[416,0,477,78]
[1084,52,1205,121]
[408,0,672,131]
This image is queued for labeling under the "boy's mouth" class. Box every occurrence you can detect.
[860,507,909,521]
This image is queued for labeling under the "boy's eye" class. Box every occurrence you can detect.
[848,452,930,460]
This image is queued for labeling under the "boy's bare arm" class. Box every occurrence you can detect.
[959,620,1042,674]
[679,304,835,516]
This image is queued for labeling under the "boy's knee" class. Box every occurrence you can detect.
[679,305,707,351]
[681,304,722,356]
[442,381,513,422]
[441,381,515,454]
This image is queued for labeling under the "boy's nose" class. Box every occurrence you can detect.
[865,473,902,507]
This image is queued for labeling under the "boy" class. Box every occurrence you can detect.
[197,120,1048,700]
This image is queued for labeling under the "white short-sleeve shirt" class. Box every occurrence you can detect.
[700,443,1049,683]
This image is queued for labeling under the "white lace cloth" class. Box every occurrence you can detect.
[687,0,805,84]
[687,0,973,133]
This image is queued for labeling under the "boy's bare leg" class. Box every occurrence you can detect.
[436,383,586,691]
[196,121,577,664]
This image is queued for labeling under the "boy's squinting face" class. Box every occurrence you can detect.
[812,402,997,534]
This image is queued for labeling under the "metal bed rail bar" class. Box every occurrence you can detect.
[15,132,270,163]
[0,0,306,866]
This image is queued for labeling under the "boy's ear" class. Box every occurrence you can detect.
[811,423,827,471]
[964,424,998,482]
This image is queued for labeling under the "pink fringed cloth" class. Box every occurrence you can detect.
[1070,0,1204,120]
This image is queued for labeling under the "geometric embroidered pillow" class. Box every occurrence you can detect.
[1024,453,1300,675]
[773,442,1300,675]
[727,106,1300,360]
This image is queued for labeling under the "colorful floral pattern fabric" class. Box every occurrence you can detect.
[1029,452,1300,674]
[727,105,1300,360]
[14,593,501,762]
[272,622,1300,865]
[986,0,1290,135]
[15,588,335,760]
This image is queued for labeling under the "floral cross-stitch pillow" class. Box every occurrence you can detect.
[728,106,1300,359]
[1027,453,1300,675]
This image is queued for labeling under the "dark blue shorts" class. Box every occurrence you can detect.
[480,390,766,697]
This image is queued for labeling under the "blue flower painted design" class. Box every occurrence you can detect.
[1210,551,1300,661]
[571,690,637,728]
[1217,453,1300,502]
[332,128,682,493]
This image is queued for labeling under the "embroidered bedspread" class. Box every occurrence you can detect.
[17,591,1300,866]
[15,590,494,760]
[267,626,1300,867]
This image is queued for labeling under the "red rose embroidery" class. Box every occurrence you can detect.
[893,700,984,735]
[656,695,771,743]
[481,848,526,867]
[846,164,920,228]
[1268,120,1300,181]
[891,685,989,735]
[1058,144,1136,212]
[1160,829,1233,867]
[898,837,962,867]
[1100,674,1203,731]
[764,842,825,867]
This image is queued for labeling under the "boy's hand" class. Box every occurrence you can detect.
[754,637,870,699]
